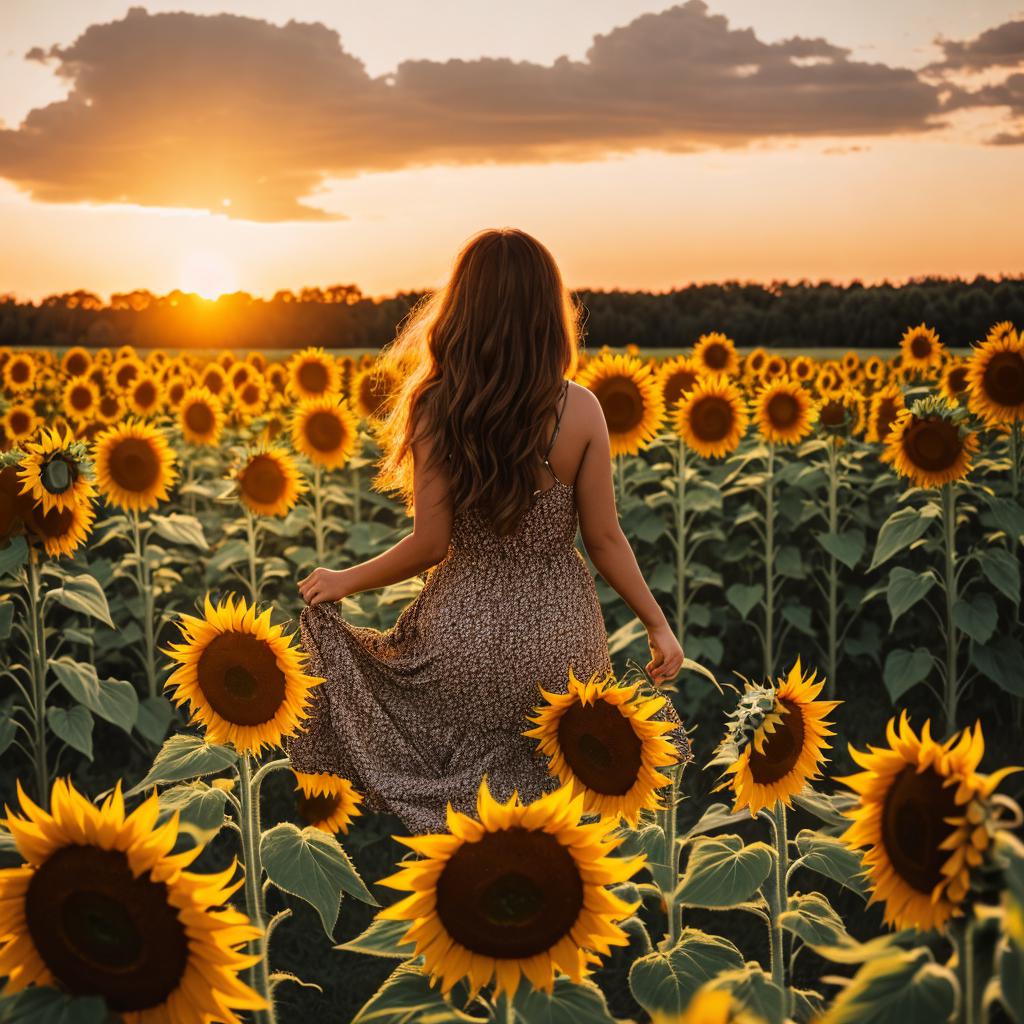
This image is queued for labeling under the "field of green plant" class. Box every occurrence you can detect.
[0,329,1022,1024]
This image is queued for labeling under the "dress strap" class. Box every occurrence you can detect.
[543,379,569,462]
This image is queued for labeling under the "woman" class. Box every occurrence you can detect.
[286,228,687,835]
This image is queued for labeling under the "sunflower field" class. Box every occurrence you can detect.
[0,325,1022,1024]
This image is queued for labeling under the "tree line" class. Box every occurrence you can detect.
[1,276,1021,352]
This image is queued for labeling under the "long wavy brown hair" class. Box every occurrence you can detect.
[372,228,581,536]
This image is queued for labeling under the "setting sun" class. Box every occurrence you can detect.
[178,249,239,299]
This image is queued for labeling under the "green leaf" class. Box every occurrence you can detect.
[823,948,957,1022]
[607,617,647,656]
[0,987,109,1024]
[125,733,237,796]
[886,567,935,628]
[780,892,898,963]
[336,918,418,959]
[350,962,478,1023]
[206,539,249,573]
[136,695,176,745]
[47,574,113,627]
[46,705,94,760]
[984,495,1024,546]
[775,546,806,579]
[974,634,1024,696]
[156,782,229,846]
[0,599,13,641]
[50,657,137,733]
[999,932,1024,1023]
[0,536,28,579]
[780,604,814,637]
[953,592,998,645]
[261,822,377,938]
[704,965,786,1024]
[976,546,1021,606]
[681,803,750,842]
[869,506,938,572]
[882,647,934,703]
[675,834,774,909]
[816,528,865,570]
[792,830,869,898]
[0,711,17,758]
[514,977,618,1024]
[725,583,763,620]
[148,513,209,551]
[628,929,744,1018]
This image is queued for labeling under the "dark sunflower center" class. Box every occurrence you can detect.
[25,845,188,1012]
[196,630,286,725]
[241,383,261,406]
[240,454,287,505]
[767,392,800,428]
[11,360,31,383]
[595,378,644,434]
[947,367,968,394]
[134,381,157,409]
[99,396,120,418]
[690,395,734,442]
[31,505,74,541]
[910,335,932,359]
[748,699,805,785]
[70,385,93,411]
[902,418,961,472]
[820,400,846,427]
[982,351,1024,407]
[66,353,89,377]
[297,792,341,826]
[185,402,215,435]
[109,438,160,493]
[116,365,138,389]
[0,465,28,537]
[435,827,584,958]
[751,354,765,371]
[664,372,697,410]
[881,764,959,894]
[703,343,729,370]
[875,399,899,439]
[203,372,225,395]
[305,410,346,452]
[299,361,329,395]
[10,410,31,434]
[556,698,643,796]
[42,455,78,495]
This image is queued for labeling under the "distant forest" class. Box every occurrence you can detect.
[1,276,1021,351]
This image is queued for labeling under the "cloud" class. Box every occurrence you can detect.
[928,18,1024,71]
[0,2,977,220]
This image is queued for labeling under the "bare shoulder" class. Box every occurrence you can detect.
[567,380,603,431]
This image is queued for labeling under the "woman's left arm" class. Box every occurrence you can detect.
[298,433,453,606]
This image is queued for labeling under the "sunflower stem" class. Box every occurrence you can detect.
[951,915,979,1024]
[824,439,839,700]
[1011,419,1021,502]
[615,453,625,507]
[25,552,50,809]
[350,461,361,526]
[763,442,776,679]
[313,463,325,564]
[185,455,196,517]
[662,763,681,947]
[244,508,262,605]
[768,800,789,1000]
[941,483,959,732]
[238,752,276,1024]
[494,990,515,1024]
[674,436,687,648]
[131,509,158,700]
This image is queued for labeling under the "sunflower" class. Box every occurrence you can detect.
[352,363,403,422]
[179,386,225,446]
[938,358,970,407]
[837,713,1020,931]
[864,382,905,444]
[376,776,642,998]
[674,374,749,458]
[752,377,816,444]
[60,346,92,379]
[710,657,839,817]
[692,333,740,376]
[265,363,290,397]
[789,355,815,384]
[763,355,787,381]
[95,393,124,425]
[0,776,267,1022]
[815,387,863,439]
[964,329,1024,424]
[290,396,359,470]
[163,593,325,754]
[236,447,306,517]
[863,355,886,383]
[289,347,340,400]
[2,353,36,394]
[125,373,164,418]
[900,324,945,374]
[110,354,143,392]
[93,420,178,513]
[292,770,363,834]
[651,985,762,1024]
[61,376,99,423]
[524,668,686,825]
[16,426,95,514]
[882,397,979,489]
[657,355,701,413]
[163,375,189,409]
[200,363,228,397]
[0,463,34,544]
[576,353,665,457]
[232,374,268,420]
[743,348,768,380]
[3,404,40,443]
[25,496,95,558]
[814,365,844,398]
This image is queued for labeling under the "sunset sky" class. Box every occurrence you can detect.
[1,1,1022,301]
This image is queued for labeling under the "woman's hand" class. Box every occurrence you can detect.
[645,621,684,687]
[298,567,349,606]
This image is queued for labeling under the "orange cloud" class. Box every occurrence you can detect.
[0,2,1011,221]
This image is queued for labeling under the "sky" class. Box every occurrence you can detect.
[0,1,1022,301]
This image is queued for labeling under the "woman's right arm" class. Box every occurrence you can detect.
[575,388,684,684]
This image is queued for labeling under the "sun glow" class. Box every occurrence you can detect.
[178,250,240,299]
